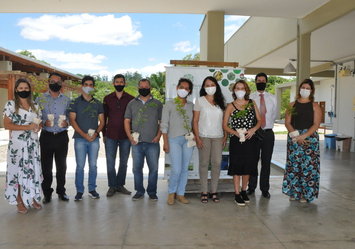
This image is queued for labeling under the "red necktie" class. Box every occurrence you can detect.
[259,93,267,128]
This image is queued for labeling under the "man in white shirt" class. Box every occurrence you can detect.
[247,72,277,198]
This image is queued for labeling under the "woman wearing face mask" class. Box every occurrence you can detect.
[283,79,322,203]
[3,78,43,214]
[223,80,261,206]
[161,78,194,205]
[193,76,226,203]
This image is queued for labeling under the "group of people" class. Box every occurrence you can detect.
[3,71,321,214]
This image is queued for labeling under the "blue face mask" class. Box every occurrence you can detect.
[82,86,94,95]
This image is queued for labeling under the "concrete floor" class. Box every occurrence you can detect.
[0,149,355,249]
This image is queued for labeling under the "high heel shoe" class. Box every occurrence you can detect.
[17,201,28,214]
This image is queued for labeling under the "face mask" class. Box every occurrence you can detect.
[256,82,266,91]
[16,90,31,99]
[205,86,216,96]
[82,86,94,95]
[177,89,189,98]
[300,89,311,98]
[114,85,125,92]
[235,90,246,100]
[49,83,62,92]
[139,88,151,97]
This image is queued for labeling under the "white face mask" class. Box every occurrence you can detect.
[235,90,246,100]
[82,86,94,95]
[300,88,311,98]
[177,89,189,98]
[205,86,216,96]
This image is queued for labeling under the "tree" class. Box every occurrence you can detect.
[182,53,200,61]
[149,72,165,97]
[18,50,51,65]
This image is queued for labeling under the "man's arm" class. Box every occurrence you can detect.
[124,118,137,145]
[69,112,92,142]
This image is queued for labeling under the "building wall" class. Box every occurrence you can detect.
[333,62,355,152]
[314,79,335,124]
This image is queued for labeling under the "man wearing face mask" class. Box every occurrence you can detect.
[103,74,134,197]
[37,72,71,203]
[247,72,277,199]
[69,76,105,201]
[124,79,163,201]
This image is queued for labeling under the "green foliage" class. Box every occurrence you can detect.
[18,50,51,65]
[149,71,165,98]
[280,88,291,119]
[92,81,113,102]
[173,97,191,133]
[182,53,200,61]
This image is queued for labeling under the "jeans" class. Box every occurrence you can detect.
[74,137,100,193]
[132,142,160,196]
[168,136,193,195]
[105,137,131,188]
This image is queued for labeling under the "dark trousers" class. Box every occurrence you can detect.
[40,130,69,197]
[248,129,275,192]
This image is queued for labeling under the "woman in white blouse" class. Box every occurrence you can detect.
[193,76,226,203]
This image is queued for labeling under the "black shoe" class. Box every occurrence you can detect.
[246,189,255,195]
[240,191,250,203]
[149,194,158,201]
[89,190,100,199]
[132,192,144,201]
[234,194,246,206]
[43,195,52,204]
[58,193,69,201]
[262,191,271,199]
[74,192,83,201]
[116,186,132,195]
[106,187,116,197]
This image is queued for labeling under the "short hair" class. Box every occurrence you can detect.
[177,78,193,95]
[113,74,125,83]
[232,80,251,100]
[297,78,315,102]
[138,78,151,87]
[49,72,63,80]
[255,72,268,83]
[81,75,95,86]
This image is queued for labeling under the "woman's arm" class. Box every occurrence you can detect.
[222,104,238,136]
[192,110,203,148]
[3,115,37,131]
[284,102,296,133]
[245,100,261,139]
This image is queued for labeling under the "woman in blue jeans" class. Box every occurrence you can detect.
[161,78,194,205]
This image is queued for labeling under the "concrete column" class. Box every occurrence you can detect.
[296,20,311,86]
[200,11,224,62]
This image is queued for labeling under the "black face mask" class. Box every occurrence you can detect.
[256,82,267,91]
[16,90,31,99]
[114,85,125,92]
[139,88,151,97]
[49,83,62,92]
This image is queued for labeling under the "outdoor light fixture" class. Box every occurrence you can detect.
[283,62,296,74]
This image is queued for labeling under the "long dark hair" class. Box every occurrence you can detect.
[199,76,225,110]
[297,78,315,102]
[14,78,37,114]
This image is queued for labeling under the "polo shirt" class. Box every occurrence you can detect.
[69,95,104,139]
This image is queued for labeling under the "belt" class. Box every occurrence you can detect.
[42,130,67,136]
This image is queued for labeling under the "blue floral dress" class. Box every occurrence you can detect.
[3,100,43,207]
[282,101,320,202]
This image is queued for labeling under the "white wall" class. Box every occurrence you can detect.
[314,79,335,124]
[333,62,355,152]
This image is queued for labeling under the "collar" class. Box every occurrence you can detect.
[80,95,95,103]
[45,91,64,98]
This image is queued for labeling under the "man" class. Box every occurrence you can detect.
[248,72,277,198]
[38,72,70,203]
[69,75,105,201]
[124,79,163,201]
[103,74,134,197]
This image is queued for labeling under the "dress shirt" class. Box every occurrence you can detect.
[250,91,277,129]
[37,92,71,133]
[103,91,134,140]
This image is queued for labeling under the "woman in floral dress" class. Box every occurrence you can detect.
[3,78,43,213]
[283,79,322,203]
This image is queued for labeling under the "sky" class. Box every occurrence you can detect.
[0,13,248,78]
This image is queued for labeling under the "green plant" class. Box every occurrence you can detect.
[174,97,191,133]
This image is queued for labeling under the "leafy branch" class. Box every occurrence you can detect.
[174,97,191,133]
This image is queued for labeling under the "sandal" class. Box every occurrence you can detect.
[32,200,42,210]
[17,201,28,214]
[200,193,208,203]
[209,193,220,203]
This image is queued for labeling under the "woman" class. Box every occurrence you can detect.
[3,78,42,214]
[161,78,194,205]
[193,76,226,203]
[283,79,321,203]
[223,80,261,206]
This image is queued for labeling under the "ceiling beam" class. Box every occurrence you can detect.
[244,67,334,77]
